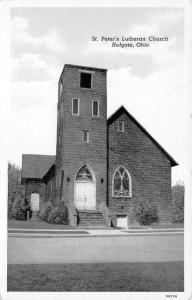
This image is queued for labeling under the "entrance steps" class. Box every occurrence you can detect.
[77,210,107,227]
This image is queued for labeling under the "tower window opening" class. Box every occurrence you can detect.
[82,131,89,143]
[118,121,124,132]
[80,72,92,89]
[72,98,80,115]
[92,100,99,117]
[59,81,63,96]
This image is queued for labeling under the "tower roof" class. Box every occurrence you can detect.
[59,64,107,82]
[64,64,107,72]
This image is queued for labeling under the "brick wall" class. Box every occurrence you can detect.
[108,112,173,224]
[44,173,56,205]
[55,65,108,208]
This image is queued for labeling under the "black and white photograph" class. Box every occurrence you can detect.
[0,0,192,299]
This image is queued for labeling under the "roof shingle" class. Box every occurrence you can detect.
[22,154,55,179]
[107,105,178,167]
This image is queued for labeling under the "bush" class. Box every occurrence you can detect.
[39,201,53,221]
[134,201,159,225]
[8,162,23,219]
[39,201,68,225]
[47,201,68,225]
[11,184,27,220]
[172,182,184,223]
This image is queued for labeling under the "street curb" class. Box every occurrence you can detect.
[8,231,184,238]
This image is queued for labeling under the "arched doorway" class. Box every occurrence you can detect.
[74,165,96,210]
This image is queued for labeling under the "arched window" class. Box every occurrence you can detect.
[112,166,132,197]
[75,165,94,182]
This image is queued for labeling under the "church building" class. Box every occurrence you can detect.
[21,64,178,227]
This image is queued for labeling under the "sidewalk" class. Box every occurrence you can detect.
[8,226,184,238]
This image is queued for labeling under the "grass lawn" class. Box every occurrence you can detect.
[8,219,73,230]
[8,219,184,231]
[7,261,184,292]
[150,223,184,229]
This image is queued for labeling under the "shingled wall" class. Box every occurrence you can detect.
[108,112,173,225]
[24,179,46,209]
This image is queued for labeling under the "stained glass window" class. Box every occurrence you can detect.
[113,166,131,197]
[76,165,93,181]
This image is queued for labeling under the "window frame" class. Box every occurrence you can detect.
[92,100,99,117]
[60,102,63,118]
[112,165,132,198]
[58,133,61,145]
[79,71,92,89]
[59,81,63,96]
[82,130,89,143]
[118,121,124,132]
[75,165,93,182]
[58,106,60,122]
[50,180,52,194]
[72,98,80,116]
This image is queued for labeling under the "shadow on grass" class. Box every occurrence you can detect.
[8,219,73,230]
[7,261,184,292]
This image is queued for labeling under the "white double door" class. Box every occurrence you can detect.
[75,181,96,210]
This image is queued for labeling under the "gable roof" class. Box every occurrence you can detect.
[107,105,178,167]
[22,154,55,180]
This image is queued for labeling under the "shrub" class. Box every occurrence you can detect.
[8,162,29,221]
[134,201,159,225]
[172,182,184,223]
[47,201,68,225]
[11,184,27,220]
[39,201,53,222]
[40,201,68,225]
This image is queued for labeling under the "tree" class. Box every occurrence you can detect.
[11,184,27,220]
[172,181,184,223]
[8,162,21,219]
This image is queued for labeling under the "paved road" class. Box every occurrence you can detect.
[8,232,184,264]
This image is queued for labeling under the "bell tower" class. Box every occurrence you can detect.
[55,64,107,210]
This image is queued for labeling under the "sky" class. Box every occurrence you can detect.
[9,7,186,184]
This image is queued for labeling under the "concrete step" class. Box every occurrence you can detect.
[78,210,106,227]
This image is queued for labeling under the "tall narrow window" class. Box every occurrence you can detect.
[112,166,132,197]
[80,72,92,89]
[56,173,60,188]
[92,100,99,117]
[50,180,52,194]
[82,131,89,143]
[59,81,63,96]
[72,98,79,115]
[60,170,64,200]
[60,102,63,118]
[58,133,61,145]
[58,107,60,122]
[118,121,124,132]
